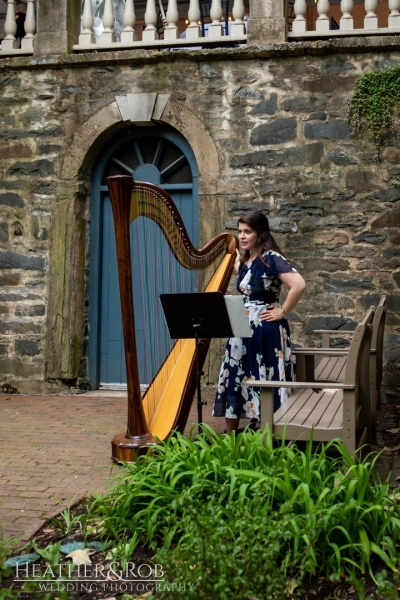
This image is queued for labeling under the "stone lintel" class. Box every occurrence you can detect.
[116,93,170,125]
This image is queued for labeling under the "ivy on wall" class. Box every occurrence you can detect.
[348,66,400,149]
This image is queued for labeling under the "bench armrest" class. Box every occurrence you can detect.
[247,380,355,390]
[313,330,355,334]
[292,348,349,356]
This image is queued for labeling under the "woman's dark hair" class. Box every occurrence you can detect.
[238,210,283,269]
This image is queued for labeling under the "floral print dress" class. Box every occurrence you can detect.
[212,251,297,420]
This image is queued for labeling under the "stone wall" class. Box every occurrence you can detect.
[0,40,400,400]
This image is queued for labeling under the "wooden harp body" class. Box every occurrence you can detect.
[106,175,237,462]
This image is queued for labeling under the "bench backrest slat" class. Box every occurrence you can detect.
[343,308,375,387]
[371,295,386,391]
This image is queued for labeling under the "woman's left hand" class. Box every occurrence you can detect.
[260,306,284,322]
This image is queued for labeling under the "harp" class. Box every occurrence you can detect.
[106,175,238,462]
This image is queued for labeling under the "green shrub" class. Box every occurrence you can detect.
[88,426,400,591]
[154,500,294,600]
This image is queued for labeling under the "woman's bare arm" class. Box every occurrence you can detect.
[262,271,306,322]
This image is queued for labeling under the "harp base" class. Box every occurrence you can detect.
[111,431,156,464]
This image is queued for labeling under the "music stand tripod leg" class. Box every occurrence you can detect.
[193,320,205,435]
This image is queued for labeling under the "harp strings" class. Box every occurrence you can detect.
[131,184,229,427]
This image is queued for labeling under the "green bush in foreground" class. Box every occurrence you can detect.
[88,426,400,598]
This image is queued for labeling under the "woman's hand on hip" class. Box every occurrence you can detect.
[260,306,284,322]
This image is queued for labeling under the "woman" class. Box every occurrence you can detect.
[212,210,306,434]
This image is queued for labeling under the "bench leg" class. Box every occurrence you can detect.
[260,387,274,432]
[296,354,315,382]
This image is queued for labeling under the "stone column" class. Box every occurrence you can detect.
[34,0,81,56]
[247,0,287,45]
[46,182,88,380]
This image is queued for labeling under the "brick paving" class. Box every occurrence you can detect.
[0,390,398,545]
[0,388,224,543]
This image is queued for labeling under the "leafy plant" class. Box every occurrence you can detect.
[88,425,400,584]
[50,505,86,536]
[154,500,292,600]
[375,570,399,600]
[31,541,61,566]
[105,532,140,569]
[348,65,400,148]
[0,534,15,600]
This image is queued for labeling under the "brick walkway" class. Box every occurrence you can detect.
[0,389,224,543]
[0,391,398,544]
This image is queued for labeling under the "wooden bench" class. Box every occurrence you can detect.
[294,296,386,443]
[247,308,374,454]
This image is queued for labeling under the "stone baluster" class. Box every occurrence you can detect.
[121,0,137,42]
[364,0,378,29]
[208,0,224,37]
[164,0,179,40]
[389,0,400,27]
[100,0,116,43]
[2,0,18,50]
[316,0,330,31]
[79,0,95,44]
[231,0,246,35]
[340,0,354,30]
[21,0,36,50]
[186,0,200,39]
[143,0,159,41]
[292,0,307,32]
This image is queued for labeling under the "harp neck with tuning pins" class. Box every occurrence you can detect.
[106,175,238,462]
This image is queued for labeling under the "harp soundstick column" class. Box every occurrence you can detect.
[107,176,156,462]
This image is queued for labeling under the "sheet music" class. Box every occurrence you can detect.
[223,296,252,338]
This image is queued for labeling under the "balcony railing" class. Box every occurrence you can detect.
[2,0,400,58]
[74,0,247,51]
[289,0,400,39]
[0,0,35,55]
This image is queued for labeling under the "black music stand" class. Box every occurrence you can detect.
[160,292,236,434]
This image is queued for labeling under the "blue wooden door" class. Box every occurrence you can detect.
[89,128,199,388]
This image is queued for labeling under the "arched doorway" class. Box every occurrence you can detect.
[88,125,199,389]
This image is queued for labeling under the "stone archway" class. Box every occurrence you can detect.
[45,97,222,381]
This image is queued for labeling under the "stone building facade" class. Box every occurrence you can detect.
[0,0,400,402]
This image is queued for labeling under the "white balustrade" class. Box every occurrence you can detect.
[100,0,116,43]
[3,0,18,50]
[6,0,400,55]
[21,0,36,50]
[209,0,224,37]
[292,0,307,33]
[389,0,400,27]
[316,0,330,32]
[364,0,378,29]
[315,0,331,31]
[143,0,159,41]
[289,0,400,39]
[231,0,246,36]
[121,0,137,42]
[186,0,201,39]
[340,0,354,30]
[79,0,95,44]
[72,0,247,51]
[164,0,179,40]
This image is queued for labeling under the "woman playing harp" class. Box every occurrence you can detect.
[106,175,238,461]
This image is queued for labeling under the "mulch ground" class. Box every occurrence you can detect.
[2,402,400,600]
